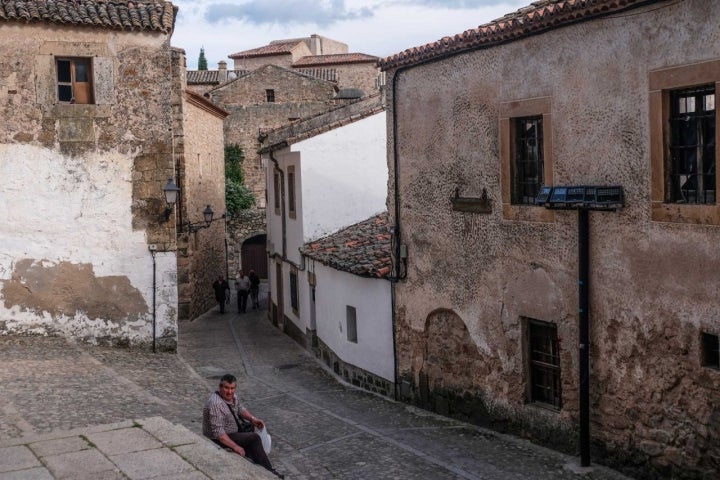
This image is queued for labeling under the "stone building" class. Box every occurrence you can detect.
[0,1,227,348]
[379,0,719,478]
[292,53,382,94]
[229,34,349,71]
[186,61,247,96]
[206,65,339,205]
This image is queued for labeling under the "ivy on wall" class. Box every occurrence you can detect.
[225,144,255,213]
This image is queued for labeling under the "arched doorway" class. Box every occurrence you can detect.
[241,234,267,279]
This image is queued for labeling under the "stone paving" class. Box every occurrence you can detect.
[0,285,635,479]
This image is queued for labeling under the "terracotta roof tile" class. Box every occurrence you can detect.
[228,40,302,59]
[293,53,379,67]
[301,212,391,279]
[0,0,175,33]
[379,0,656,70]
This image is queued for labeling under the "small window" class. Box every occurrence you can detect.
[667,85,716,204]
[528,319,561,409]
[346,306,357,343]
[512,116,544,205]
[273,171,281,214]
[289,270,298,312]
[57,58,94,104]
[266,89,275,103]
[702,332,720,369]
[288,166,296,219]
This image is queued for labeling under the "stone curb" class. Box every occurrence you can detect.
[0,416,277,480]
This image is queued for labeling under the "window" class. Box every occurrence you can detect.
[667,86,715,204]
[500,97,554,222]
[512,116,544,205]
[346,306,357,343]
[702,332,719,369]
[273,171,281,214]
[287,166,296,219]
[649,60,720,225]
[289,270,298,313]
[57,58,93,104]
[528,319,561,409]
[266,89,275,103]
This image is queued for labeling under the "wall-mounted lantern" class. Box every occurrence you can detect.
[162,178,181,222]
[162,178,224,232]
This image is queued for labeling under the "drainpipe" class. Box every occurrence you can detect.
[578,209,590,466]
[150,250,157,353]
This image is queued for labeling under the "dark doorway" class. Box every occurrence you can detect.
[242,234,267,279]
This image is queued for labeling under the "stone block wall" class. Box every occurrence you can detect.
[0,24,178,349]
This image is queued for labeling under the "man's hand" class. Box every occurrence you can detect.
[234,446,246,456]
[251,417,265,430]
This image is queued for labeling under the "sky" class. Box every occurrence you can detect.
[170,0,530,70]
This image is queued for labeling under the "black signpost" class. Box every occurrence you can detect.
[535,185,624,467]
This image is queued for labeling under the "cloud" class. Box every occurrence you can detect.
[205,0,374,27]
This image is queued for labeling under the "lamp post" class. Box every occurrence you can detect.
[535,185,624,467]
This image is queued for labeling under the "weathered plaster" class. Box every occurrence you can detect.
[387,0,720,477]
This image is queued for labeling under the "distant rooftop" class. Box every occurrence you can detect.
[293,53,379,67]
[187,69,248,85]
[229,40,301,59]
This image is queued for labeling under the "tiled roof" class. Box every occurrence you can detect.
[301,212,392,279]
[294,67,338,83]
[379,0,657,70]
[293,53,379,67]
[187,69,248,85]
[0,0,176,33]
[228,40,301,59]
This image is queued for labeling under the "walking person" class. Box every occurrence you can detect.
[248,269,260,309]
[236,270,251,313]
[212,275,230,314]
[203,374,284,479]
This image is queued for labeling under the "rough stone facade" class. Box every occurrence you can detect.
[382,0,720,478]
[0,4,179,349]
[226,208,267,276]
[206,65,338,204]
[293,60,380,94]
[173,62,229,321]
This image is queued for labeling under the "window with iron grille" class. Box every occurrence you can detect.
[57,58,94,104]
[512,116,544,205]
[668,85,716,204]
[702,332,719,369]
[528,319,561,409]
[266,89,275,103]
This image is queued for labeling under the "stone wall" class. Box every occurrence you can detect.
[385,0,720,478]
[332,63,380,94]
[208,65,337,204]
[226,208,267,276]
[175,79,228,320]
[0,24,178,349]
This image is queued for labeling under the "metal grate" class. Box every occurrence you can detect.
[668,85,716,204]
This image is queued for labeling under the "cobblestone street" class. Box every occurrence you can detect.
[0,286,633,479]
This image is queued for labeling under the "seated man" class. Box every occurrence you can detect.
[203,374,283,479]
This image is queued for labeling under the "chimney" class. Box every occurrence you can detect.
[218,61,227,83]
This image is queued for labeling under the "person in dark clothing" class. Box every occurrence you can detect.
[248,269,260,309]
[212,275,230,313]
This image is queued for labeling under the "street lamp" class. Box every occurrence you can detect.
[162,178,180,221]
[535,185,624,468]
[161,178,224,233]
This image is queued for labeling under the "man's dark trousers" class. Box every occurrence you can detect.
[237,289,249,312]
